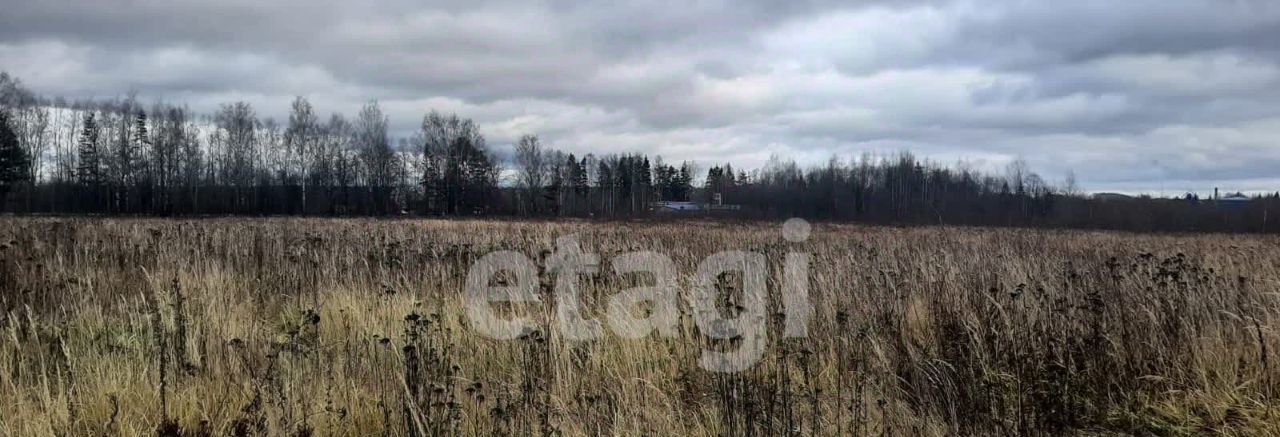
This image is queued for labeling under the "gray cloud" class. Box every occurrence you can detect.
[2,0,1279,193]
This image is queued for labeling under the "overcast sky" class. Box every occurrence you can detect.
[2,0,1279,194]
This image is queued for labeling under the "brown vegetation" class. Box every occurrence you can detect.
[1,217,1277,435]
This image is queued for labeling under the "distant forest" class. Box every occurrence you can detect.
[1,72,1277,233]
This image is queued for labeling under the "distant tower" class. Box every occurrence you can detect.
[1214,187,1219,201]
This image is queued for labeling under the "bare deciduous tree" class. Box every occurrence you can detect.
[285,97,320,213]
[515,134,544,214]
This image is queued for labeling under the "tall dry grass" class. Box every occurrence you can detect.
[0,217,1277,435]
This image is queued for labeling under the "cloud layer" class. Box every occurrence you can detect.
[3,0,1280,193]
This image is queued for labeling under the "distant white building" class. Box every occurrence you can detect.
[1092,192,1135,201]
[1220,193,1251,203]
[1211,189,1252,211]
[652,201,702,212]
[651,194,742,213]
[1218,193,1250,211]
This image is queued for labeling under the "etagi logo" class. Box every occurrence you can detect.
[464,219,812,372]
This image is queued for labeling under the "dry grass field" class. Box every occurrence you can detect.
[1,218,1278,436]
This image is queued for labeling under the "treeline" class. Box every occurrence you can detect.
[2,71,1278,233]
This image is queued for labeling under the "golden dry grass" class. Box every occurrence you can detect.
[1,217,1278,436]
